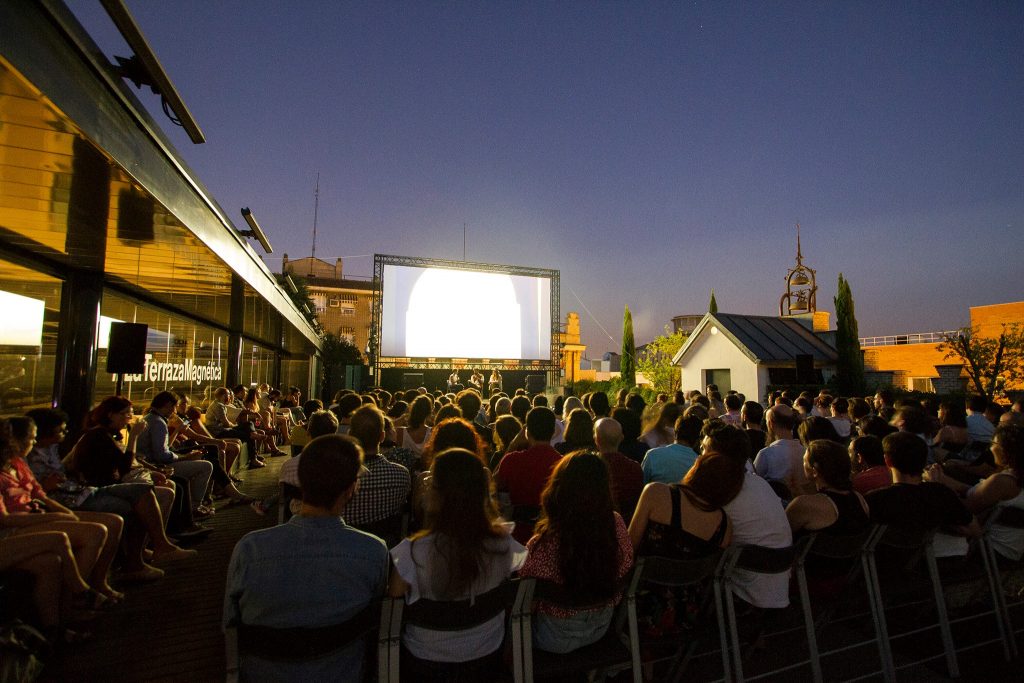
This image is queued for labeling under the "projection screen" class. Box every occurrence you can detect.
[380,263,552,360]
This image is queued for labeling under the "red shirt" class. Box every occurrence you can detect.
[602,451,644,523]
[0,457,46,514]
[495,443,562,543]
[853,466,892,495]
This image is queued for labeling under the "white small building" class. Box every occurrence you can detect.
[672,313,837,402]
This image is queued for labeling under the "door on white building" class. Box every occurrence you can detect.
[704,369,731,395]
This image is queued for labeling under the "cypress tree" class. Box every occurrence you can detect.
[834,273,864,394]
[709,289,718,314]
[621,305,636,388]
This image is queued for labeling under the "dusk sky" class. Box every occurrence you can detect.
[69,1,1023,354]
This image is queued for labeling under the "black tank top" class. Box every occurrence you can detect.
[820,489,870,536]
[639,485,727,559]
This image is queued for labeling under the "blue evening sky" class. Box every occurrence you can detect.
[67,1,1023,353]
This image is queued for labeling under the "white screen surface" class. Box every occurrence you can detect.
[380,265,551,359]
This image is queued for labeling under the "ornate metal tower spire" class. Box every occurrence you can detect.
[780,223,817,316]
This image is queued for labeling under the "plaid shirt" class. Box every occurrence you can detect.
[343,454,411,526]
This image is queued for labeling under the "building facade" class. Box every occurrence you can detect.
[0,2,320,430]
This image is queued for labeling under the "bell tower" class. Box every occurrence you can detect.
[779,224,817,316]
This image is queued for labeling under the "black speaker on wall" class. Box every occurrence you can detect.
[525,374,546,394]
[106,322,148,374]
[402,373,424,389]
[795,354,815,384]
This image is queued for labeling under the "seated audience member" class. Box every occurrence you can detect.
[874,389,896,422]
[926,424,1024,561]
[741,401,767,456]
[611,406,648,464]
[629,450,740,557]
[858,415,898,440]
[0,417,119,603]
[520,453,633,653]
[136,392,218,516]
[332,393,363,435]
[754,405,810,497]
[812,393,833,419]
[396,395,433,458]
[869,432,977,559]
[786,440,870,537]
[590,391,611,419]
[640,402,682,450]
[510,394,533,425]
[828,397,853,439]
[488,396,512,426]
[343,405,411,531]
[933,402,969,454]
[797,416,842,446]
[794,396,813,418]
[708,391,726,418]
[964,395,996,447]
[456,390,492,446]
[624,393,646,419]
[494,407,563,544]
[389,449,526,678]
[490,415,523,471]
[848,397,871,423]
[279,410,341,515]
[205,387,265,468]
[593,418,643,522]
[25,409,191,581]
[785,440,871,591]
[719,394,742,426]
[174,394,243,480]
[555,408,596,455]
[288,399,325,449]
[849,435,891,495]
[225,435,388,682]
[715,424,794,609]
[68,397,207,539]
[641,415,702,485]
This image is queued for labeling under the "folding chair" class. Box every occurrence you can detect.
[624,552,729,683]
[719,539,812,683]
[792,525,883,683]
[226,599,379,683]
[978,504,1024,659]
[864,524,958,681]
[378,578,523,683]
[511,575,636,683]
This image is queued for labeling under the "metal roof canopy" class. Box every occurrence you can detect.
[673,313,838,366]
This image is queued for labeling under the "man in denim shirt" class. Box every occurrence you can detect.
[224,434,388,682]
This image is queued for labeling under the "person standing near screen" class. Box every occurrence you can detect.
[448,369,460,393]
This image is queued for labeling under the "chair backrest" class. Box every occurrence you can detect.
[234,599,380,661]
[800,525,877,563]
[870,523,933,552]
[986,504,1024,530]
[635,550,725,589]
[725,541,801,575]
[403,579,518,631]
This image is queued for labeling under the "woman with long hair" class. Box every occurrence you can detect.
[555,408,596,455]
[520,453,633,652]
[389,448,526,678]
[489,415,522,471]
[928,423,1024,560]
[397,395,433,458]
[640,402,682,450]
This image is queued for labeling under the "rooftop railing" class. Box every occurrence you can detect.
[859,330,960,347]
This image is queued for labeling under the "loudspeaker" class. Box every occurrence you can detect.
[402,373,423,389]
[525,375,546,394]
[795,354,814,384]
[106,322,148,374]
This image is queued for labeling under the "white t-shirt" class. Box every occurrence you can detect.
[390,525,527,662]
[723,472,793,608]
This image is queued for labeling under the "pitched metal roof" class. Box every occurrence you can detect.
[673,313,838,365]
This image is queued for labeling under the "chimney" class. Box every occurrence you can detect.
[335,258,343,279]
[282,253,289,274]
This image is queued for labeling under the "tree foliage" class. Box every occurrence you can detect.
[318,332,364,398]
[621,305,636,388]
[636,326,688,393]
[708,289,718,314]
[939,324,1024,401]
[833,273,864,394]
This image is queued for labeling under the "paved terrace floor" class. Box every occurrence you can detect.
[41,455,1023,682]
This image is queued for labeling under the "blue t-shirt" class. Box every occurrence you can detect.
[641,443,699,485]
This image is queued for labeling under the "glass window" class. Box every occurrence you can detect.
[0,259,61,416]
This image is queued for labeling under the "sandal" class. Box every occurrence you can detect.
[71,588,109,612]
[99,587,126,604]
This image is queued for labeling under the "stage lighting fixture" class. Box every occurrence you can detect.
[100,0,206,144]
[239,208,274,254]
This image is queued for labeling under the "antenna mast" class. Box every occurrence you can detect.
[311,173,320,261]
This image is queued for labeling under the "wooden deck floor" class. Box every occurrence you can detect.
[42,456,283,683]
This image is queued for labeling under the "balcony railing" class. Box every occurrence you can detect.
[859,330,960,347]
